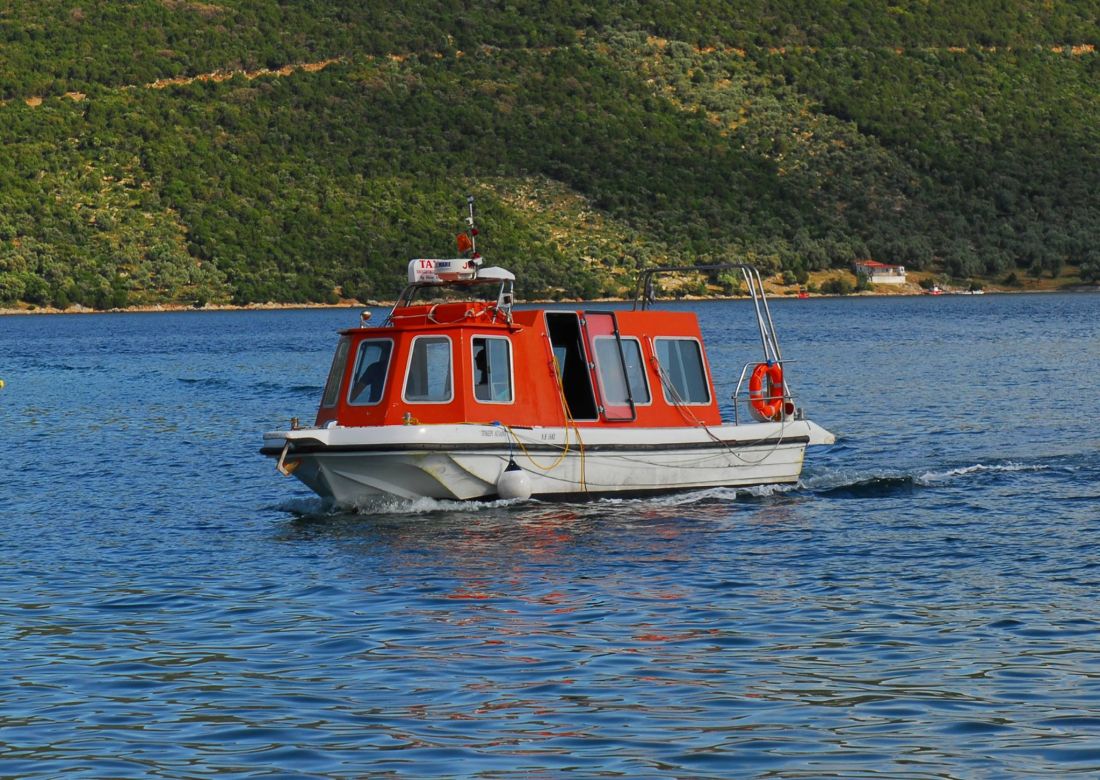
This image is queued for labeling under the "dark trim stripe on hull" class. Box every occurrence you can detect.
[529,479,801,502]
[261,435,809,458]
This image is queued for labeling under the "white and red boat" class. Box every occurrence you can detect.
[262,201,834,504]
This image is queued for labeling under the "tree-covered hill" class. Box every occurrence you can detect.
[1,1,1098,308]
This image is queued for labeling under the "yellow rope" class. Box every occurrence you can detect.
[387,339,589,490]
[502,350,587,491]
[503,424,570,470]
[552,351,587,492]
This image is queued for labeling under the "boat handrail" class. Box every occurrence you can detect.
[384,276,514,326]
[632,263,784,365]
[731,359,800,425]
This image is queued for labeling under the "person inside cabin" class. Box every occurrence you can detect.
[350,354,386,404]
[473,340,512,402]
[474,345,490,399]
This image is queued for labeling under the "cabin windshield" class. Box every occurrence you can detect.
[404,336,453,402]
[348,339,393,405]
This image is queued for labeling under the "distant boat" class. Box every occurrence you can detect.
[925,285,944,296]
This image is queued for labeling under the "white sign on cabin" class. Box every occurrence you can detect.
[408,259,478,284]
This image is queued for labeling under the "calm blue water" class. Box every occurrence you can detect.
[2,293,1098,778]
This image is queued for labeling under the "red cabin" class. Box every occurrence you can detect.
[315,299,722,432]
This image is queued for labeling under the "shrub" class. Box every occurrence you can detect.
[820,277,853,295]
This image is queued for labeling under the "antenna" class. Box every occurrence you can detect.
[461,195,482,269]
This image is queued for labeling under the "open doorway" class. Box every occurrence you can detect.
[545,312,598,420]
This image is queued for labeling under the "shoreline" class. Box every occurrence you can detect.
[2,283,1096,317]
[0,301,367,317]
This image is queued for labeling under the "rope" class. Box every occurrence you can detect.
[649,354,789,466]
[503,349,587,491]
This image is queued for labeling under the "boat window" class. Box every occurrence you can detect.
[593,336,650,405]
[654,338,710,404]
[472,336,513,403]
[404,335,453,403]
[320,336,351,408]
[348,338,394,406]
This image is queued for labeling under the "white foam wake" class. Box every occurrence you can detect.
[276,494,525,518]
[916,462,1047,485]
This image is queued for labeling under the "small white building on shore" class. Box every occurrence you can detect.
[853,260,906,284]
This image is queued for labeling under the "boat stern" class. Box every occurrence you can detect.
[804,419,836,446]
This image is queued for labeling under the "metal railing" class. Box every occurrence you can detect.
[632,264,795,424]
[632,263,783,363]
[383,277,514,326]
[730,360,801,425]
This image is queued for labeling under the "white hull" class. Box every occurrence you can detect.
[262,421,834,505]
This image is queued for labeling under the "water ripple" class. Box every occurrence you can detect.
[3,299,1100,777]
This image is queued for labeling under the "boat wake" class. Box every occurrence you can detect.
[592,482,801,508]
[273,459,1073,517]
[806,460,1054,499]
[597,460,1057,506]
[809,474,923,499]
[915,461,1047,484]
[276,494,526,519]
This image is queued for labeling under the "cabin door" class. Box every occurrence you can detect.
[581,311,637,422]
[545,312,599,421]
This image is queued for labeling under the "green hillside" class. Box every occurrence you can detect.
[1,2,1099,308]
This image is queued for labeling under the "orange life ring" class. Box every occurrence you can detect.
[748,362,785,421]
